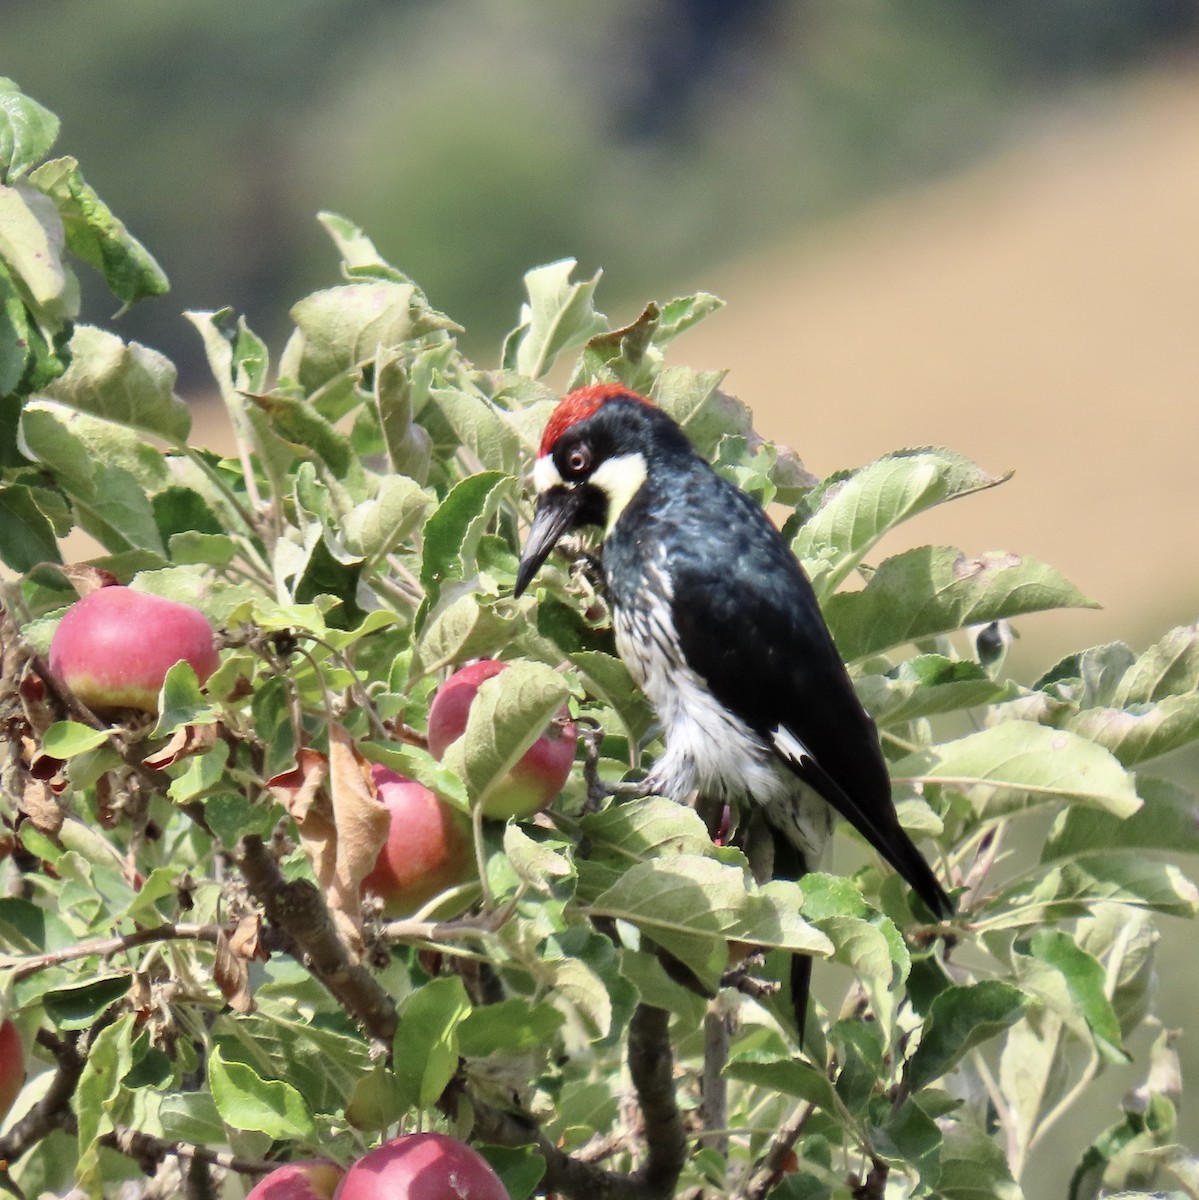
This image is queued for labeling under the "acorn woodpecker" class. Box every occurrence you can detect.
[514,385,952,1017]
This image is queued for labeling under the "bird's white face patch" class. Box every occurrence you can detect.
[589,451,647,532]
[533,455,563,494]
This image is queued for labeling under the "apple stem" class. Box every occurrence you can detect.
[471,801,496,911]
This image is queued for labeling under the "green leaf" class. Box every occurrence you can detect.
[74,1012,135,1195]
[317,209,404,278]
[1078,904,1159,1038]
[345,1065,407,1133]
[570,302,663,394]
[502,824,572,890]
[0,896,76,954]
[418,470,515,617]
[856,655,1016,728]
[890,721,1140,818]
[575,797,716,901]
[503,258,607,379]
[1042,776,1199,862]
[0,78,61,179]
[937,1122,1024,1200]
[1018,853,1199,918]
[248,389,353,477]
[1061,694,1199,767]
[0,268,71,397]
[569,651,655,746]
[288,280,456,393]
[0,484,61,571]
[18,400,168,554]
[476,1145,547,1200]
[441,659,571,807]
[1114,622,1199,704]
[1026,930,1128,1063]
[457,998,565,1057]
[724,1055,839,1112]
[0,180,78,323]
[151,661,218,737]
[653,292,725,344]
[393,976,471,1112]
[207,1045,317,1140]
[168,531,237,568]
[342,473,431,567]
[41,721,110,759]
[793,449,1006,596]
[905,981,1029,1092]
[824,546,1096,661]
[427,387,520,474]
[28,158,168,305]
[410,593,515,680]
[998,1012,1069,1175]
[371,345,433,480]
[42,974,131,1030]
[539,954,613,1039]
[586,854,831,992]
[158,1091,226,1145]
[651,366,748,457]
[800,873,909,983]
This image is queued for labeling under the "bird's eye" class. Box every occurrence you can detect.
[565,444,591,476]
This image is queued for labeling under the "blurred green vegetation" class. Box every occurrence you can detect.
[5,0,1195,387]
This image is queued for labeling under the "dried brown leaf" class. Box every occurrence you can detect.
[143,723,220,770]
[227,914,269,963]
[21,776,65,835]
[214,928,256,1014]
[327,721,390,940]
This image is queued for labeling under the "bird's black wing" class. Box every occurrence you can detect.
[661,468,951,920]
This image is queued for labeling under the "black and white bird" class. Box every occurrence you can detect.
[514,385,952,1023]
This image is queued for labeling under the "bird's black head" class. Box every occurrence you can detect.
[514,385,685,597]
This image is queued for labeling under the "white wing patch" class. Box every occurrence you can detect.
[771,725,814,771]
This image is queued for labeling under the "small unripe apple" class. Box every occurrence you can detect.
[246,1160,343,1200]
[427,660,576,820]
[49,585,218,715]
[334,1132,509,1200]
[0,1018,25,1122]
[361,765,474,916]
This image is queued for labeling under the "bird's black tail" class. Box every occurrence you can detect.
[791,755,953,921]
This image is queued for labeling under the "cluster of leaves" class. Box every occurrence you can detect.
[2,80,1199,1200]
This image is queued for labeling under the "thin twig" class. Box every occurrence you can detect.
[737,1100,814,1200]
[700,1002,730,1159]
[101,1126,277,1178]
[8,922,221,981]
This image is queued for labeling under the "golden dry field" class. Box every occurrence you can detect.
[682,66,1199,673]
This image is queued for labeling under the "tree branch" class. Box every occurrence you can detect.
[700,1002,730,1159]
[9,922,221,981]
[0,1030,85,1169]
[237,834,398,1045]
[626,1003,687,1197]
[738,1100,813,1200]
[100,1126,276,1178]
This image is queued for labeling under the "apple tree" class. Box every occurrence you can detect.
[3,78,1199,1200]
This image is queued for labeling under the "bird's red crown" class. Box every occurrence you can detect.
[538,384,654,457]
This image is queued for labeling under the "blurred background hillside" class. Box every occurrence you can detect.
[6,3,1199,1193]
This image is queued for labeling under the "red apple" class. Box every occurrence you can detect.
[361,766,474,916]
[0,1018,25,1122]
[49,585,219,715]
[334,1133,509,1200]
[427,660,576,820]
[246,1160,343,1200]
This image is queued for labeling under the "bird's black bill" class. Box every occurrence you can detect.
[514,487,584,598]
